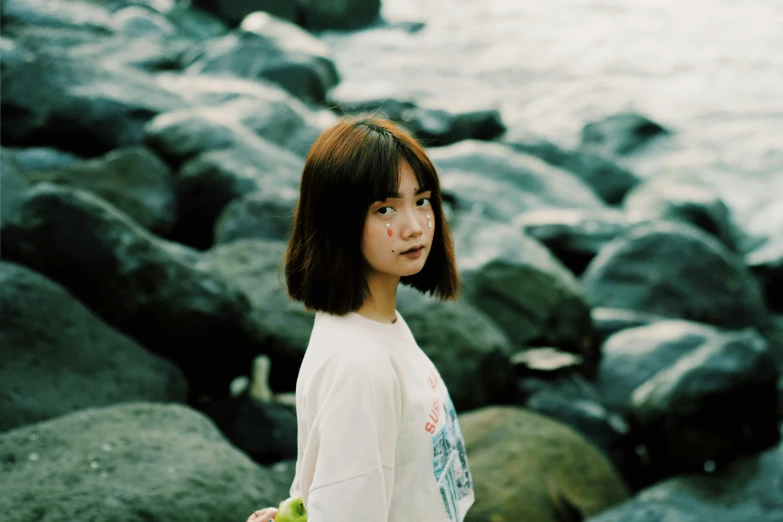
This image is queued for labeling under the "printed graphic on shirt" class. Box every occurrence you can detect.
[424,369,473,522]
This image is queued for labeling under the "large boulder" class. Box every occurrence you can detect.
[328,86,506,147]
[580,112,671,157]
[181,12,339,104]
[453,217,596,374]
[198,239,314,394]
[190,0,297,26]
[0,150,30,228]
[2,0,117,33]
[630,328,779,479]
[746,237,783,313]
[623,176,739,251]
[514,208,636,275]
[26,147,176,235]
[461,406,629,522]
[396,285,518,412]
[0,402,295,522]
[505,135,640,204]
[429,140,604,223]
[214,187,298,244]
[1,146,82,174]
[0,184,266,403]
[586,437,783,522]
[0,262,187,433]
[583,221,768,331]
[590,307,668,348]
[596,320,722,412]
[1,50,186,156]
[298,0,381,32]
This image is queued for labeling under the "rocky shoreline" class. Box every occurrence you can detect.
[1,1,782,521]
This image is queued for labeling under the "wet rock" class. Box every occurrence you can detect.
[429,140,604,223]
[505,135,640,204]
[630,328,779,479]
[0,402,295,522]
[0,151,30,228]
[585,437,783,522]
[112,5,178,36]
[396,285,517,411]
[0,262,187,432]
[26,147,176,235]
[2,0,117,34]
[198,239,314,394]
[298,0,381,32]
[583,221,768,331]
[191,0,296,26]
[581,112,671,156]
[746,238,783,313]
[1,51,186,156]
[514,208,635,275]
[596,320,727,412]
[181,12,339,104]
[0,184,265,403]
[1,146,82,174]
[214,187,298,244]
[146,87,331,157]
[461,406,629,522]
[591,307,667,347]
[329,87,505,146]
[453,217,596,374]
[624,176,739,250]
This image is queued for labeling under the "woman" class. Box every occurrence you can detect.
[248,116,475,522]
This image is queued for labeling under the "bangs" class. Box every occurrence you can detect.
[365,137,437,205]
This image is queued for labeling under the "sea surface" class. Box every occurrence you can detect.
[319,0,783,239]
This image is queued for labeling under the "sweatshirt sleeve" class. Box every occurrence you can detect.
[300,347,402,522]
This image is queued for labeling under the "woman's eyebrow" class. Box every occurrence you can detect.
[385,187,432,199]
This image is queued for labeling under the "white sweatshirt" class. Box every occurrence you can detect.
[288,310,475,522]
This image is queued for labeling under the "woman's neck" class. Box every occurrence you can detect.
[356,272,399,323]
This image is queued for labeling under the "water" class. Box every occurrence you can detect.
[319,0,783,236]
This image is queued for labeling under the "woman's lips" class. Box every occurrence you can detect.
[401,246,424,258]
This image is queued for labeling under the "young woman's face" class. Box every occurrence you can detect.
[363,160,435,279]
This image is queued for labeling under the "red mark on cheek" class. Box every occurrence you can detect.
[388,228,393,237]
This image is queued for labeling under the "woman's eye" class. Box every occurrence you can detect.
[377,206,394,215]
[417,198,431,207]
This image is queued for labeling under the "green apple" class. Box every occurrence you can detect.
[275,496,307,522]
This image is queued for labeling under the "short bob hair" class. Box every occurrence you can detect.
[285,115,460,315]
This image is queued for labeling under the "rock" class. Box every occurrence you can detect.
[583,221,768,331]
[26,147,176,235]
[165,3,230,41]
[0,262,187,432]
[746,238,783,313]
[169,141,303,250]
[298,0,381,32]
[630,328,779,479]
[0,402,295,522]
[191,0,296,26]
[429,140,605,223]
[514,208,635,275]
[460,406,629,522]
[522,384,646,491]
[2,146,82,174]
[581,112,671,156]
[214,187,298,244]
[395,285,517,411]
[591,308,668,347]
[328,87,505,146]
[145,87,331,157]
[1,51,186,156]
[112,5,178,36]
[181,12,340,104]
[505,135,640,204]
[453,216,597,374]
[0,184,266,403]
[2,0,117,34]
[0,151,30,228]
[596,320,728,412]
[204,392,298,465]
[624,176,739,250]
[586,436,783,522]
[198,239,314,394]
[0,35,34,70]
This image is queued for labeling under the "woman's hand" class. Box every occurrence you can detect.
[246,507,278,522]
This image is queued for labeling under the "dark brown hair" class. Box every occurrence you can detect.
[285,115,460,314]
